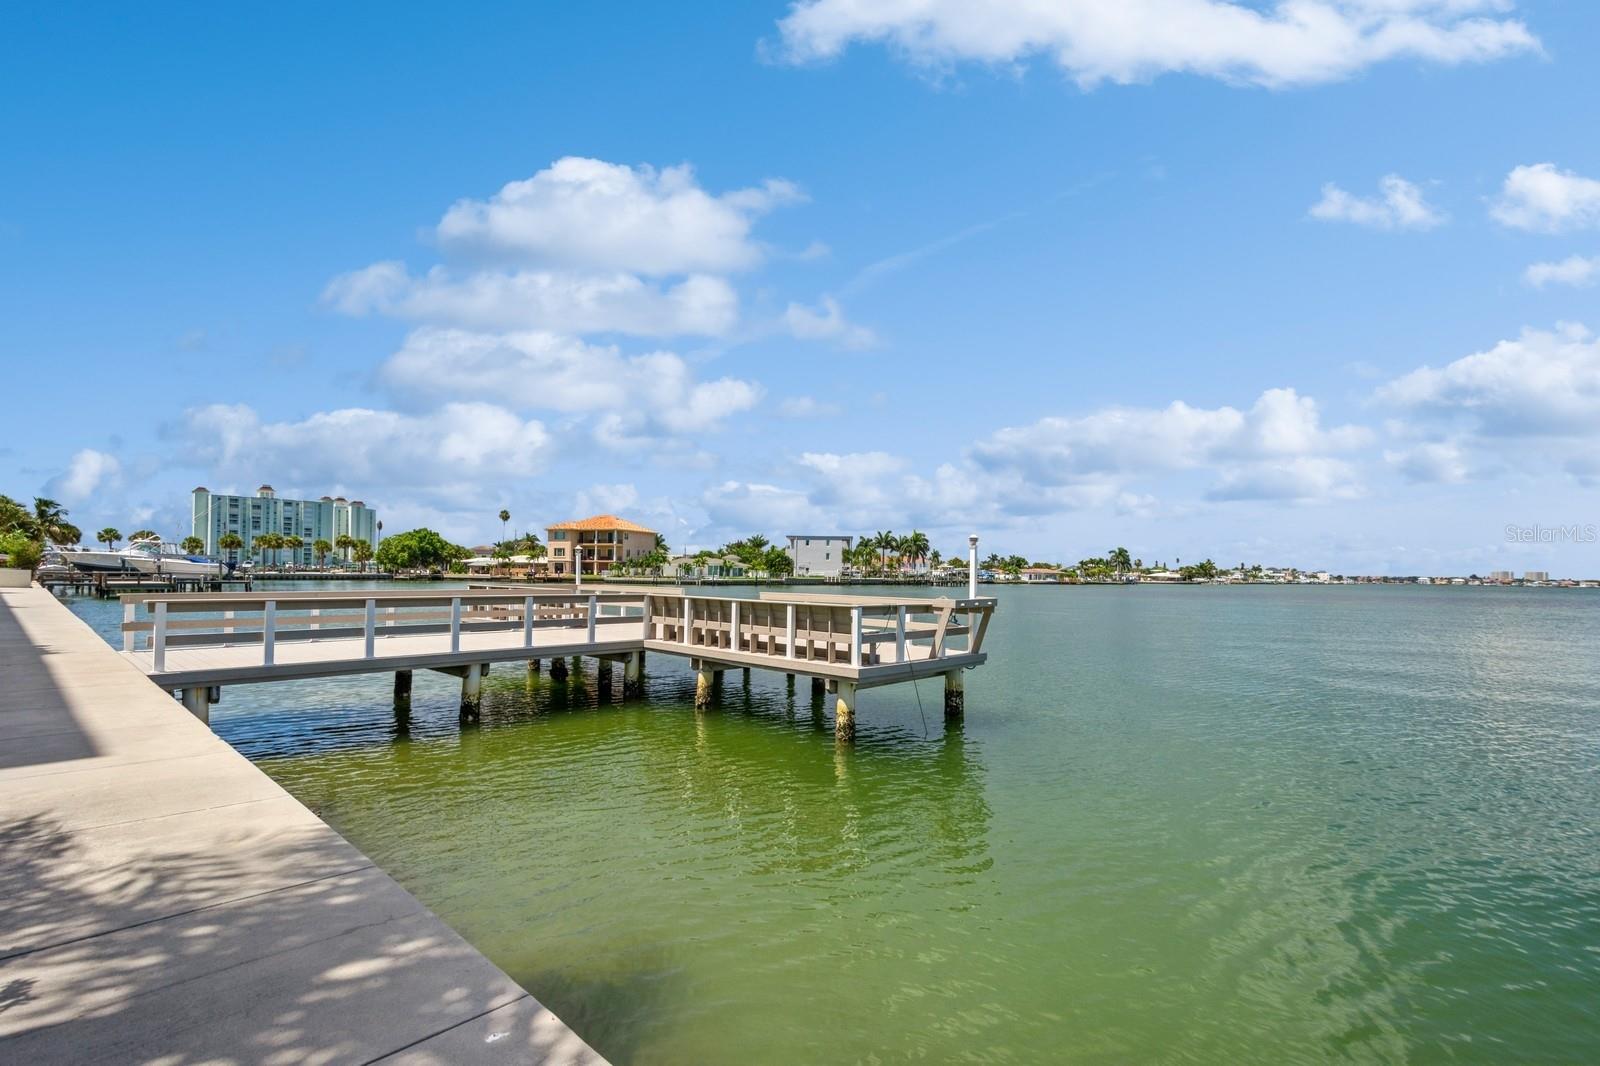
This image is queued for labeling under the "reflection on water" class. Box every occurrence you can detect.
[61,581,1600,1064]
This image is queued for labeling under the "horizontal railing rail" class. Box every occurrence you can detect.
[121,585,995,678]
[123,590,646,673]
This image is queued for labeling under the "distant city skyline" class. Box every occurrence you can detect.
[4,3,1597,575]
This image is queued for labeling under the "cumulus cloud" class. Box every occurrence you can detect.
[781,297,877,348]
[436,157,802,275]
[1385,441,1469,483]
[971,388,1368,491]
[324,262,738,337]
[1310,175,1444,230]
[45,449,122,502]
[182,402,553,491]
[378,328,761,445]
[1376,323,1600,435]
[1490,163,1600,232]
[1524,254,1600,288]
[772,0,1538,89]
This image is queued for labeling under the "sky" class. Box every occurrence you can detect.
[3,1,1598,575]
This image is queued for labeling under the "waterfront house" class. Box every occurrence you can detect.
[546,514,657,577]
[1019,566,1063,583]
[785,534,852,577]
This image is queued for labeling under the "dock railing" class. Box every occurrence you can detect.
[121,588,647,673]
[121,585,995,681]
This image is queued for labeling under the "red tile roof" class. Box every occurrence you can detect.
[546,514,656,534]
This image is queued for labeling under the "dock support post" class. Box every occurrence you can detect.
[810,676,825,698]
[944,669,964,718]
[623,650,643,699]
[459,662,483,719]
[527,659,540,677]
[550,657,569,682]
[694,660,714,711]
[180,686,211,725]
[394,670,413,714]
[834,681,857,742]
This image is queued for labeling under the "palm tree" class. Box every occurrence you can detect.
[128,529,158,543]
[313,538,332,569]
[904,530,930,572]
[254,532,281,570]
[180,536,205,555]
[282,535,305,570]
[1110,547,1132,576]
[219,532,243,567]
[33,498,80,544]
[654,532,670,553]
[335,534,357,567]
[352,539,373,571]
[498,509,510,542]
[874,530,894,573]
[96,527,121,550]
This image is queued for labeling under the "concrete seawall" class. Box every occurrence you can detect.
[0,584,607,1064]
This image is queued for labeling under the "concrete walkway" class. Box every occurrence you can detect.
[0,584,607,1065]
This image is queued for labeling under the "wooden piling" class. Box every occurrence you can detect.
[459,662,483,719]
[834,680,857,742]
[943,669,964,718]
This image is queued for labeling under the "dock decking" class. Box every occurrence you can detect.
[0,583,607,1064]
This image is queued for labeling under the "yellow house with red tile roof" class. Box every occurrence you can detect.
[545,514,658,577]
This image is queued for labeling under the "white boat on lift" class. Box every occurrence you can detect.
[56,538,225,578]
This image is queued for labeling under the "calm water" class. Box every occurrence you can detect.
[67,583,1600,1063]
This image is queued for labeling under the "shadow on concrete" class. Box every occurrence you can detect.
[0,599,100,770]
[0,812,601,1063]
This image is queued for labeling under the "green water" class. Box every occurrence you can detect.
[68,584,1600,1062]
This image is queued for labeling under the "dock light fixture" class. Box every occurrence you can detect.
[968,533,979,599]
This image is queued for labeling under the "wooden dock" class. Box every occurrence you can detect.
[0,582,606,1064]
[119,585,996,739]
[37,568,251,598]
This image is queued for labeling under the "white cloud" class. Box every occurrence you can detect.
[1206,457,1363,501]
[182,402,553,492]
[378,328,761,447]
[971,388,1368,482]
[777,395,843,418]
[1490,163,1600,232]
[1524,254,1600,288]
[1385,441,1469,483]
[436,157,802,275]
[1310,175,1444,230]
[773,0,1538,89]
[46,449,122,503]
[782,296,877,348]
[573,483,641,516]
[324,262,738,337]
[1376,323,1600,435]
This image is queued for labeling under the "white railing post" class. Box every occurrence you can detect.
[683,597,692,645]
[262,601,276,667]
[122,599,135,652]
[450,597,462,653]
[310,607,321,633]
[364,598,377,658]
[968,533,979,600]
[896,605,908,663]
[586,594,598,643]
[730,599,740,653]
[850,606,863,668]
[786,603,796,660]
[153,602,167,672]
[641,594,652,639]
[523,595,534,648]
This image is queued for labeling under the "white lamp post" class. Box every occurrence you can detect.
[575,544,583,587]
[968,533,979,599]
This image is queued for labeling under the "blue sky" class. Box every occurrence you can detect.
[4,1,1599,574]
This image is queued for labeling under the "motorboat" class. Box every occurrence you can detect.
[55,539,225,578]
